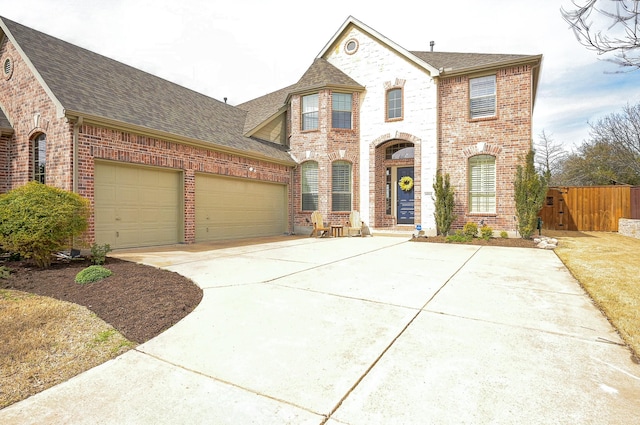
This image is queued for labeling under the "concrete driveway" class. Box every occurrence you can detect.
[2,236,639,424]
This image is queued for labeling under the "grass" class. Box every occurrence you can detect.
[550,230,640,360]
[0,290,134,409]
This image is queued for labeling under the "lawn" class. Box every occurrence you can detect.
[549,230,640,360]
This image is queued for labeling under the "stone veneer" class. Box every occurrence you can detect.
[619,218,640,239]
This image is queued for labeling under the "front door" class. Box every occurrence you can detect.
[397,166,414,224]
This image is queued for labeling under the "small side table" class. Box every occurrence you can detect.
[331,225,344,237]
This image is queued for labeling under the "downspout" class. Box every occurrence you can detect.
[289,163,297,235]
[72,116,82,193]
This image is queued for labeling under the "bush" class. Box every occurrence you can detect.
[500,231,509,239]
[75,265,112,284]
[514,150,548,239]
[0,182,89,268]
[432,172,457,236]
[0,266,11,279]
[446,230,473,243]
[91,243,112,265]
[463,222,478,238]
[480,225,493,241]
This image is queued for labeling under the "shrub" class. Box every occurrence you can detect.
[500,231,509,239]
[75,265,112,284]
[480,225,493,241]
[0,182,89,268]
[463,222,478,239]
[90,243,112,265]
[432,172,457,236]
[0,266,11,279]
[446,230,473,243]
[514,150,548,239]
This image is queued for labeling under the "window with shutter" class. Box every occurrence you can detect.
[302,94,319,130]
[301,161,318,211]
[469,155,496,213]
[469,75,496,119]
[332,161,352,212]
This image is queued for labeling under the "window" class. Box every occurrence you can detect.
[469,75,496,119]
[33,133,46,184]
[301,161,318,211]
[332,161,352,212]
[302,94,319,131]
[385,142,414,160]
[332,93,352,129]
[469,155,496,213]
[387,88,402,120]
[345,38,359,54]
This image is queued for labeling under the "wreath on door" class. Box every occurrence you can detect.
[399,175,414,192]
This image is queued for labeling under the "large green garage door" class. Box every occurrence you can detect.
[94,162,182,249]
[195,174,287,242]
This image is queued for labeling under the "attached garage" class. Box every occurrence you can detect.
[94,162,183,249]
[195,174,287,242]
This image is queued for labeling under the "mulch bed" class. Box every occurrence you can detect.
[411,235,539,248]
[0,257,203,344]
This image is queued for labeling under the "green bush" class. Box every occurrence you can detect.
[75,265,112,284]
[432,172,457,236]
[0,266,11,279]
[514,150,548,239]
[480,225,493,241]
[463,222,478,238]
[500,231,509,239]
[0,182,89,268]
[446,230,473,243]
[91,243,112,265]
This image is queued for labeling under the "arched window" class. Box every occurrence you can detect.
[33,133,46,184]
[469,154,496,213]
[301,161,318,211]
[332,161,352,212]
[385,142,414,160]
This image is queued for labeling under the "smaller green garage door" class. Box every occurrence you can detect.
[94,162,182,249]
[196,174,287,242]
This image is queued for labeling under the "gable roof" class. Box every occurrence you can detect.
[237,58,364,135]
[0,17,293,164]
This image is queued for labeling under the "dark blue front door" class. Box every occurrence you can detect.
[397,167,414,224]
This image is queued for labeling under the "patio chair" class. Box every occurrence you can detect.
[310,210,331,237]
[345,210,365,237]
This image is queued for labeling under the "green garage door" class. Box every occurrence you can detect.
[196,174,287,242]
[94,162,182,249]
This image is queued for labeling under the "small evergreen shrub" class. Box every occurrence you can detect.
[432,172,457,236]
[480,225,493,241]
[463,222,478,239]
[75,265,112,284]
[445,230,473,243]
[0,266,11,279]
[90,243,112,265]
[500,231,509,239]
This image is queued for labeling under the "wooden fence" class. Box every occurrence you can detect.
[539,186,639,232]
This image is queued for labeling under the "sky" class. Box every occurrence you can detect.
[1,0,639,152]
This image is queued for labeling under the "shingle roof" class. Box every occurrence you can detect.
[0,108,11,130]
[410,51,540,74]
[237,59,363,134]
[1,17,293,163]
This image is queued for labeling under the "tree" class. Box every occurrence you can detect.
[589,102,640,176]
[534,130,567,185]
[432,171,456,236]
[561,0,640,70]
[0,182,89,268]
[514,150,548,239]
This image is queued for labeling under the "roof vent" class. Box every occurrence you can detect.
[430,41,435,52]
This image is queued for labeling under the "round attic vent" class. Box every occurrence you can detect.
[345,38,359,55]
[3,57,13,79]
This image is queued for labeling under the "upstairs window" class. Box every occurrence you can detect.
[332,93,352,129]
[469,75,496,119]
[301,161,319,211]
[386,88,403,121]
[332,161,352,212]
[33,133,46,184]
[302,94,319,131]
[469,155,496,213]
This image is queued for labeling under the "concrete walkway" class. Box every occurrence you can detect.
[2,236,639,424]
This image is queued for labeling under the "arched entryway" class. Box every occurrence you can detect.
[370,136,421,228]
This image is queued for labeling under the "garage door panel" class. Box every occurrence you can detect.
[95,162,181,249]
[196,174,286,242]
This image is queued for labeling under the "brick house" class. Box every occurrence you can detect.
[0,16,541,249]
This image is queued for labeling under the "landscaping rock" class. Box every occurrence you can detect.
[534,237,558,249]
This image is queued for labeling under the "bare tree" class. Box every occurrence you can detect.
[561,0,640,70]
[534,130,567,185]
